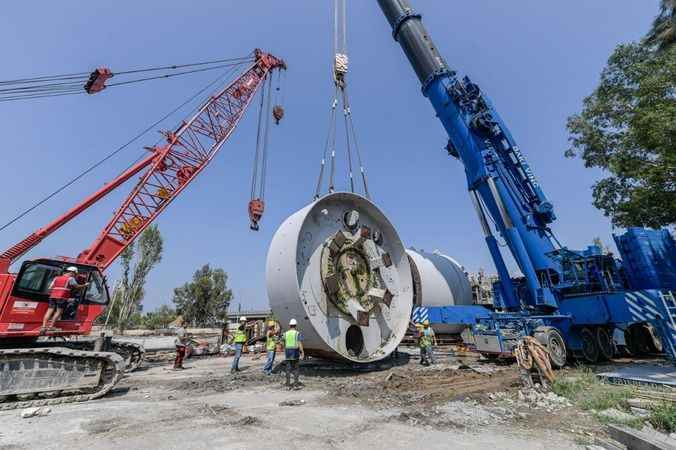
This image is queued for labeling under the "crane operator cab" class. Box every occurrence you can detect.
[0,259,110,340]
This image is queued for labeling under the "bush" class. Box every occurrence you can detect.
[553,369,632,413]
[649,403,676,433]
[142,305,177,330]
[552,370,598,399]
[578,388,632,412]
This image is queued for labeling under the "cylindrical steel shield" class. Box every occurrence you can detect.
[266,192,413,363]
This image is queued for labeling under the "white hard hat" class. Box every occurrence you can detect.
[239,316,247,322]
[289,319,297,326]
[66,266,79,273]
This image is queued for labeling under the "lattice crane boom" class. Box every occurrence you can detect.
[0,49,285,273]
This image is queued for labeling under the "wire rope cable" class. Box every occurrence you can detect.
[315,92,339,199]
[341,90,355,193]
[314,0,371,198]
[0,62,248,232]
[0,55,254,102]
[260,75,274,201]
[343,86,370,199]
[251,77,267,200]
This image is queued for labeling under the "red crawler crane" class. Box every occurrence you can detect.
[0,49,285,410]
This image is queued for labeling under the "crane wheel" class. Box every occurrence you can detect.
[596,327,615,361]
[625,323,662,356]
[533,326,567,369]
[579,328,599,364]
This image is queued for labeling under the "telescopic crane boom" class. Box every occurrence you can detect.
[376,0,676,363]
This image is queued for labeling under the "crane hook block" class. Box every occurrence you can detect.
[272,105,285,125]
[84,67,113,94]
[248,199,265,231]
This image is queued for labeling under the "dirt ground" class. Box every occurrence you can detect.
[0,349,601,450]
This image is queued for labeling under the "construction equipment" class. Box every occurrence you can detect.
[83,68,113,94]
[407,248,474,334]
[0,49,286,410]
[376,0,676,364]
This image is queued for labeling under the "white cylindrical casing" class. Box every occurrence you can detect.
[407,248,472,334]
[266,193,413,363]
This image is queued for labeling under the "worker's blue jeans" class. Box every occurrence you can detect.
[231,343,243,370]
[420,345,435,365]
[263,350,276,374]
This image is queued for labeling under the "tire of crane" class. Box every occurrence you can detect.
[643,324,663,354]
[625,323,657,356]
[533,326,568,369]
[596,327,615,361]
[579,327,600,364]
[624,327,641,356]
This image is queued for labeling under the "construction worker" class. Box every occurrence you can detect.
[41,266,89,335]
[418,320,436,366]
[263,321,278,375]
[230,316,247,374]
[172,316,189,370]
[283,318,304,389]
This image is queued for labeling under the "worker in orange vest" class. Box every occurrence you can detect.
[41,266,89,334]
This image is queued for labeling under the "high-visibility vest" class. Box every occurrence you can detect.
[419,328,432,348]
[233,327,247,344]
[266,335,277,351]
[284,329,299,349]
[49,275,73,300]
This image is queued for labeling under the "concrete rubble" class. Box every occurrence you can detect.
[20,407,51,419]
[597,408,638,424]
[491,389,573,412]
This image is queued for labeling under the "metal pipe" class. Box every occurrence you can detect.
[487,177,514,230]
[470,191,519,311]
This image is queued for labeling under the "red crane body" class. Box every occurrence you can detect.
[0,49,285,341]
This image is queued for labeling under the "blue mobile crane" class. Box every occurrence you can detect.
[376,0,676,365]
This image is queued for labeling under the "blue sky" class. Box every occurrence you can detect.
[0,1,659,312]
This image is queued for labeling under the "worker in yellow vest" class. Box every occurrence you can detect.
[263,320,278,375]
[283,319,304,389]
[418,320,436,366]
[230,316,247,374]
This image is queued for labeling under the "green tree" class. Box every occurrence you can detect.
[565,43,676,228]
[172,264,233,327]
[109,225,164,331]
[142,305,177,330]
[645,0,675,51]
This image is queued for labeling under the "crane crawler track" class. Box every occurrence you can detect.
[61,340,145,372]
[0,347,124,411]
[110,341,144,372]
